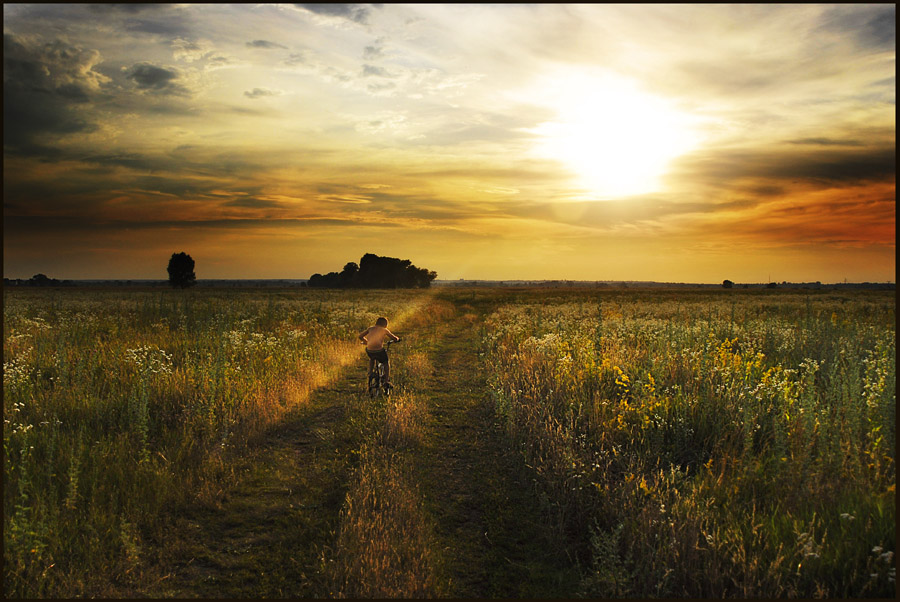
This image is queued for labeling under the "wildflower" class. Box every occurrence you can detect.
[872,546,884,555]
[125,345,174,376]
[840,513,855,522]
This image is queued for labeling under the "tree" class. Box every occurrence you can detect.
[722,279,734,289]
[167,252,196,289]
[308,253,436,288]
[340,262,359,287]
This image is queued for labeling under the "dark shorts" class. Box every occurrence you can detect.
[366,348,389,363]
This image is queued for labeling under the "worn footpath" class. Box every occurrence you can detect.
[139,294,578,597]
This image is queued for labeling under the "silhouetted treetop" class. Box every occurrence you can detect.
[167,252,197,289]
[308,253,436,288]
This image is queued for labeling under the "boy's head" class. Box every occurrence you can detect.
[375,317,388,327]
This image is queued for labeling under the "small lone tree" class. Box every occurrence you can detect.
[167,252,196,289]
[722,279,734,289]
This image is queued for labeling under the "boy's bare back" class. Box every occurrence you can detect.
[359,325,398,350]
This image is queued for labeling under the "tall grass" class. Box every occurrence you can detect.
[325,298,450,598]
[482,289,895,597]
[3,287,425,598]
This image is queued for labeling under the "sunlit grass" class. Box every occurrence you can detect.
[2,287,427,597]
[325,299,444,598]
[4,286,893,597]
[481,288,895,597]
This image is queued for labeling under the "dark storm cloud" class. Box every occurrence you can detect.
[125,62,189,95]
[3,33,106,153]
[246,40,288,49]
[296,4,380,24]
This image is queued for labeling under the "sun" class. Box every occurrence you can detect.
[526,69,701,200]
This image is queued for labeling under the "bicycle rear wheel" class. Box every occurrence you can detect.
[368,370,380,398]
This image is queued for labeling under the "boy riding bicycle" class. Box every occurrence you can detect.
[358,317,400,390]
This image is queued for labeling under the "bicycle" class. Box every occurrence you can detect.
[367,339,399,399]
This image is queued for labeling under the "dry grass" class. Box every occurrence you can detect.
[327,445,437,598]
[380,392,428,449]
[324,303,445,597]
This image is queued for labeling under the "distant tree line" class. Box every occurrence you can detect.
[3,274,74,287]
[308,253,437,288]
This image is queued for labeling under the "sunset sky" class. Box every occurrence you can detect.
[3,3,895,282]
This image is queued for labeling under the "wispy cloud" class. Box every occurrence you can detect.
[2,4,894,281]
[246,39,287,49]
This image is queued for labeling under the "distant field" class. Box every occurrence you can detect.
[3,286,895,597]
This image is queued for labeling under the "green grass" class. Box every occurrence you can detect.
[3,287,428,597]
[3,286,895,598]
[480,288,895,597]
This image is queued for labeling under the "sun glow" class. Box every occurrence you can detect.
[527,70,701,200]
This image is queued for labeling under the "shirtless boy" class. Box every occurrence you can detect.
[358,317,400,388]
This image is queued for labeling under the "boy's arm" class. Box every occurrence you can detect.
[358,327,371,343]
[386,328,400,342]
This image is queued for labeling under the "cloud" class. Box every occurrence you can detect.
[786,138,866,147]
[3,33,109,152]
[361,63,394,78]
[696,184,896,249]
[222,197,285,209]
[171,38,211,62]
[91,4,171,15]
[674,145,896,188]
[3,34,110,95]
[2,4,894,282]
[246,39,288,49]
[818,4,896,50]
[295,4,379,25]
[244,87,282,99]
[125,62,190,95]
[363,42,384,60]
[123,11,194,37]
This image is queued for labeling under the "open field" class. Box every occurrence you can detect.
[3,286,895,598]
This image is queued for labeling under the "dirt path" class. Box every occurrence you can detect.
[413,297,580,597]
[140,294,579,597]
[143,382,362,598]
